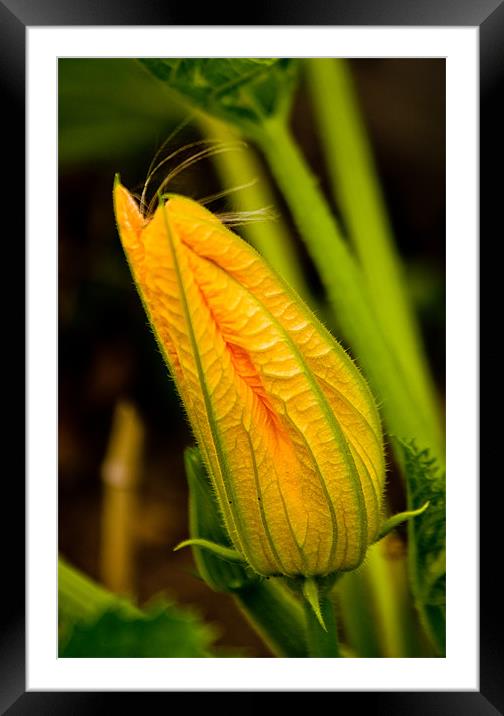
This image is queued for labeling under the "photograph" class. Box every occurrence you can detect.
[57,57,446,660]
[0,0,496,702]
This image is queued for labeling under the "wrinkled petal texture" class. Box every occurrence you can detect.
[114,183,385,576]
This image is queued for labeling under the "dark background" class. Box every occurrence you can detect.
[58,58,445,657]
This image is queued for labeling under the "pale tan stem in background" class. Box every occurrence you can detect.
[100,401,144,597]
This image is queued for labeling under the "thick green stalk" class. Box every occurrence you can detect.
[199,116,311,302]
[306,59,443,460]
[364,539,420,657]
[255,118,442,462]
[304,594,340,657]
[338,540,423,658]
[235,579,308,658]
[336,567,382,657]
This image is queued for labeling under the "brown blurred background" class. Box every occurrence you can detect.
[58,58,445,656]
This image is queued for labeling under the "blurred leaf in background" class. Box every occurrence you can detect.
[59,559,218,657]
[60,602,217,658]
[59,59,185,166]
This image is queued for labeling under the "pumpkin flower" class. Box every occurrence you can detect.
[113,178,386,578]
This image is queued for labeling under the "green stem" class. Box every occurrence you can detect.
[255,118,443,464]
[235,578,308,657]
[336,567,381,657]
[364,540,414,657]
[306,59,443,460]
[337,542,419,658]
[199,116,311,302]
[304,593,340,657]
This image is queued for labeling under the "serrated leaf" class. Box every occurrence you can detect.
[400,439,446,654]
[139,58,299,135]
[59,559,218,657]
[60,600,217,658]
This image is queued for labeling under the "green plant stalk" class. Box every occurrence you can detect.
[338,539,424,658]
[306,59,443,460]
[254,118,442,463]
[363,544,406,657]
[235,578,308,658]
[304,593,340,657]
[383,542,428,657]
[58,557,140,624]
[198,115,311,302]
[365,539,420,657]
[336,567,382,657]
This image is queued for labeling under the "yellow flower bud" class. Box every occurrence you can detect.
[114,180,385,578]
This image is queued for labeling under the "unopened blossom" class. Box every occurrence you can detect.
[114,180,385,577]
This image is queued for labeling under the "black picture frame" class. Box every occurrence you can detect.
[1,0,494,711]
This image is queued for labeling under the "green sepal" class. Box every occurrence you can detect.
[302,577,326,631]
[374,501,430,543]
[174,538,244,564]
[289,576,340,657]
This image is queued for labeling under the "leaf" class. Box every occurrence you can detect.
[59,59,185,165]
[399,439,446,654]
[58,558,218,657]
[60,600,217,658]
[139,58,299,135]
